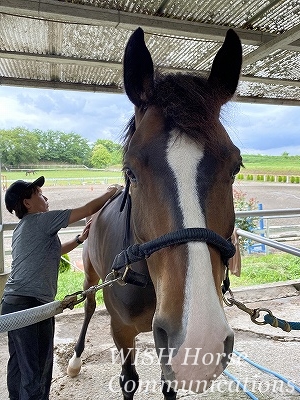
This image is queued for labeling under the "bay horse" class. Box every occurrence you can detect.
[67,27,243,399]
[25,169,35,176]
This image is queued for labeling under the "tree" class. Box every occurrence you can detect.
[90,144,111,168]
[36,130,91,164]
[110,150,122,166]
[94,139,122,153]
[0,127,121,168]
[35,129,61,162]
[94,139,122,166]
[57,132,91,164]
[0,127,40,166]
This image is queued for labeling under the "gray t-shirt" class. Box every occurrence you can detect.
[4,209,72,303]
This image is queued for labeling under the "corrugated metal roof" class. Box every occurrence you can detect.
[0,0,299,104]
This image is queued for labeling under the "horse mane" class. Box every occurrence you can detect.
[122,71,227,157]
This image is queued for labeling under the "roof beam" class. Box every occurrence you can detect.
[1,76,299,106]
[242,0,284,29]
[237,96,300,106]
[0,50,120,70]
[1,49,299,89]
[154,0,172,16]
[1,0,300,51]
[240,75,300,88]
[0,76,120,93]
[243,23,300,66]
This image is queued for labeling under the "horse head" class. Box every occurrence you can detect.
[122,28,243,392]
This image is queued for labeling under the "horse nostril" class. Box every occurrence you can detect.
[222,332,234,369]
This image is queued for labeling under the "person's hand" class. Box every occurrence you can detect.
[107,184,124,192]
[107,184,124,199]
[78,218,92,242]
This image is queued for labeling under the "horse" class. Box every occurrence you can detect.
[67,27,243,399]
[25,169,35,176]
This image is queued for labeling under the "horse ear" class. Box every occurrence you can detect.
[123,27,154,107]
[208,29,242,104]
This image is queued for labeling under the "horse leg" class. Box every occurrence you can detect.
[67,257,99,377]
[114,327,177,400]
[161,373,177,400]
[111,319,139,400]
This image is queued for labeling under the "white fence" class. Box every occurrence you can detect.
[3,176,124,188]
[0,220,87,274]
[2,209,300,275]
[0,174,123,274]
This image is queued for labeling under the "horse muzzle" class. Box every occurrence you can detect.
[153,318,234,393]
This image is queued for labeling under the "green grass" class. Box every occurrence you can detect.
[3,168,123,185]
[56,269,104,308]
[241,154,300,175]
[230,253,300,287]
[4,155,300,184]
[55,254,300,308]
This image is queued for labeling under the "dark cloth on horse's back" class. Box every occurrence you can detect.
[88,189,155,315]
[100,188,132,250]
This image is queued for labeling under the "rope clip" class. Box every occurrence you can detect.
[111,265,148,288]
[223,289,271,325]
[82,272,123,297]
[117,265,131,286]
[61,291,86,310]
[250,307,273,326]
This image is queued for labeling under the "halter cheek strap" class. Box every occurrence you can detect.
[119,177,131,212]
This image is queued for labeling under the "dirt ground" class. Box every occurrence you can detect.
[0,290,299,400]
[53,291,300,400]
[0,181,300,399]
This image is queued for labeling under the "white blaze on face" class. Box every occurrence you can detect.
[166,130,233,391]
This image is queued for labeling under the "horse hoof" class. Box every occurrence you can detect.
[67,353,82,377]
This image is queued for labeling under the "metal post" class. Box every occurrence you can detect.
[236,228,300,257]
[265,218,270,255]
[258,203,266,253]
[0,159,10,299]
[0,161,4,274]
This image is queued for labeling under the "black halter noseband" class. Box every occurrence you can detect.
[110,182,235,289]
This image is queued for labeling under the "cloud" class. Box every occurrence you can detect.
[0,86,133,144]
[1,86,300,154]
[223,102,300,154]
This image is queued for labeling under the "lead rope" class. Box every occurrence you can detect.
[0,273,123,333]
[222,273,300,332]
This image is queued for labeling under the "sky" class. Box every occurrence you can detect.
[0,85,300,155]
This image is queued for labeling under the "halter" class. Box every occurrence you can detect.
[110,182,236,288]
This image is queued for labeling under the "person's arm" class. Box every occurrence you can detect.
[67,184,123,225]
[61,219,91,255]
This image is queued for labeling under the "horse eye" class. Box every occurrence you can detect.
[140,103,148,112]
[231,163,243,179]
[125,168,137,183]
